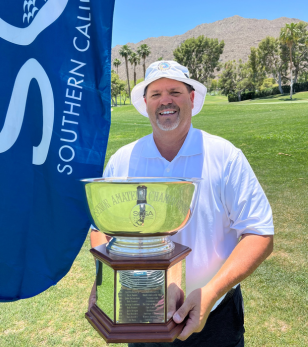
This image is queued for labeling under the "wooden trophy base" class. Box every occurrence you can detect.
[86,305,185,343]
[86,242,191,343]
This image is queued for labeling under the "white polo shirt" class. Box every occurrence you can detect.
[102,125,274,310]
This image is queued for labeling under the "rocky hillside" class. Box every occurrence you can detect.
[112,15,304,81]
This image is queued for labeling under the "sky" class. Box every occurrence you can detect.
[112,0,308,47]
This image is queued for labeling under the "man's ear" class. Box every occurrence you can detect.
[190,91,195,109]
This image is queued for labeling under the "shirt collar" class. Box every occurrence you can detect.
[141,125,203,159]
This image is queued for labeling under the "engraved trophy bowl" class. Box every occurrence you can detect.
[81,177,200,257]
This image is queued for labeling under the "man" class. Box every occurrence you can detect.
[90,61,274,346]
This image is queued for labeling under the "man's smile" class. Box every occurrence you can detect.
[159,110,177,116]
[155,104,180,118]
[159,111,176,116]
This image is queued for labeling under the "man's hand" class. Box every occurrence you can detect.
[167,282,184,320]
[173,234,273,341]
[172,286,217,341]
[90,228,111,248]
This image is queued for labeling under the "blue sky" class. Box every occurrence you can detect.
[112,0,308,47]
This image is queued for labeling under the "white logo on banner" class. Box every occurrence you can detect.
[0,0,68,165]
[23,0,39,24]
[0,0,68,45]
[0,59,54,165]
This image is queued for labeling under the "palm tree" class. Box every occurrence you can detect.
[128,52,140,86]
[137,44,151,78]
[119,45,132,98]
[113,58,121,74]
[280,23,301,99]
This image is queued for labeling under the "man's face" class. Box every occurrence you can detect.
[144,78,195,132]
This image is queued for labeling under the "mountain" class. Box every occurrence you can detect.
[111,15,304,81]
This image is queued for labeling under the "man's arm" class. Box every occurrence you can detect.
[173,233,273,341]
[88,229,111,310]
[90,228,111,248]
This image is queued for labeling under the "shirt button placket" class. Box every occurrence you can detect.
[165,166,171,176]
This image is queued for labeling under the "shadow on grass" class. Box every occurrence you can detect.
[278,97,301,102]
[239,93,307,104]
[258,95,284,100]
[254,94,300,101]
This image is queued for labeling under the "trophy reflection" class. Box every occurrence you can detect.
[81,177,200,343]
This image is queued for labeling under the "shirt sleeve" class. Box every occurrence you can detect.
[102,155,115,178]
[223,150,274,238]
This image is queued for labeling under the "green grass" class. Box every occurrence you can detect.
[1,93,307,346]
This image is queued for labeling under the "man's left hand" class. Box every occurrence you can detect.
[172,286,217,341]
[173,234,273,341]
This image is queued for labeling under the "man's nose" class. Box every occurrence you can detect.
[160,93,173,105]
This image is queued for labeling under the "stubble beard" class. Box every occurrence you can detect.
[155,104,180,131]
[156,115,180,131]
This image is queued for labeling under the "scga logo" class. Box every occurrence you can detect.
[130,204,156,228]
[0,0,68,165]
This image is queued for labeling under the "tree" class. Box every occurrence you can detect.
[113,58,121,74]
[111,72,125,106]
[121,86,130,105]
[209,79,218,93]
[257,37,288,94]
[119,44,132,98]
[247,47,259,85]
[219,60,254,101]
[291,22,308,84]
[173,36,225,84]
[128,52,140,86]
[234,60,255,101]
[218,61,237,96]
[280,23,301,99]
[137,44,151,78]
[136,78,144,84]
[298,71,308,82]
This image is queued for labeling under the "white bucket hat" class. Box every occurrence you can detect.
[131,61,207,117]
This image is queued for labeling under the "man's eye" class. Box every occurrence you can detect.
[151,93,160,97]
[171,91,180,95]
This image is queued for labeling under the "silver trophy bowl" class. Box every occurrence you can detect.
[81,177,200,257]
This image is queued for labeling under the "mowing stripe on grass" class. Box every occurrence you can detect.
[238,100,308,105]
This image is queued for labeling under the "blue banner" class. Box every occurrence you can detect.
[0,0,115,301]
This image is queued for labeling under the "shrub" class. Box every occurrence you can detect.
[294,82,308,92]
[228,82,308,102]
[255,88,276,98]
[260,78,278,91]
[241,91,255,101]
[228,93,238,102]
